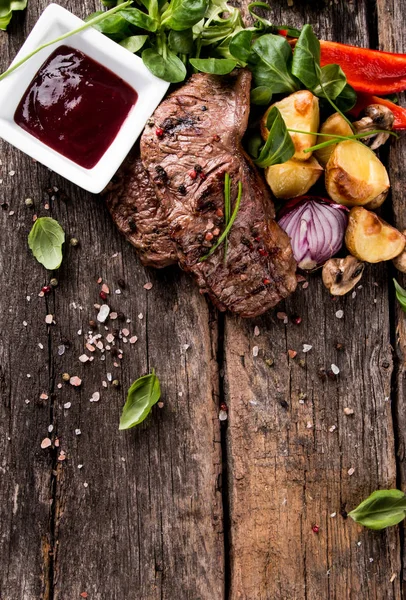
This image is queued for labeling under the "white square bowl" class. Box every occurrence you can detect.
[0,3,170,193]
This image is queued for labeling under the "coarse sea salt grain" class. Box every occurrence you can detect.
[138,313,143,320]
[130,336,137,344]
[122,328,130,337]
[254,326,260,337]
[253,346,259,357]
[41,438,52,449]
[79,354,89,363]
[348,467,355,476]
[75,429,81,436]
[38,343,44,350]
[107,373,112,382]
[23,321,27,327]
[48,424,53,433]
[64,402,71,409]
[331,364,340,375]
[90,391,100,403]
[70,376,82,387]
[144,282,153,290]
[303,344,312,353]
[335,310,344,319]
[45,314,53,324]
[106,333,114,344]
[97,304,110,323]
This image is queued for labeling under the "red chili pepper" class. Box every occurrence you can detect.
[349,92,406,130]
[320,40,406,95]
[278,29,288,37]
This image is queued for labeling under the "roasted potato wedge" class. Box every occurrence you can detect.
[345,207,405,263]
[261,91,319,160]
[264,157,323,199]
[314,113,353,167]
[393,230,406,273]
[325,140,390,207]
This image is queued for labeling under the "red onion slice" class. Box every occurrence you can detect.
[278,196,349,270]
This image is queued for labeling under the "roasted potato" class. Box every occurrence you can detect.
[393,230,406,273]
[264,156,323,199]
[345,207,405,263]
[325,140,390,207]
[314,113,353,167]
[261,90,319,160]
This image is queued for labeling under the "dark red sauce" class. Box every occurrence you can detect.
[14,45,138,169]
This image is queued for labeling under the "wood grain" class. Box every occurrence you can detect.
[224,2,403,599]
[0,2,223,599]
[376,0,406,595]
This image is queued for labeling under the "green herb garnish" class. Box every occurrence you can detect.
[0,0,27,31]
[286,128,399,154]
[199,177,242,262]
[349,489,406,530]
[119,370,161,429]
[28,217,65,270]
[0,1,132,82]
[254,107,295,168]
[394,279,406,312]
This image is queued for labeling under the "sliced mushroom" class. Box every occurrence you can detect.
[353,104,395,150]
[322,255,365,296]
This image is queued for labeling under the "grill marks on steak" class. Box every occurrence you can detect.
[105,151,177,268]
[140,70,297,317]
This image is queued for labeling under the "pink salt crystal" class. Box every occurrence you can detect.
[101,283,110,294]
[144,282,153,290]
[79,354,89,363]
[122,328,130,337]
[40,393,49,400]
[41,437,52,449]
[129,336,138,344]
[70,376,82,387]
[106,333,114,344]
[86,343,95,352]
[97,277,102,284]
[110,312,118,320]
[45,314,53,324]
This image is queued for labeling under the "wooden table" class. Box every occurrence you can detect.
[0,1,405,598]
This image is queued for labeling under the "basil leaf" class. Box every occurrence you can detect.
[168,29,194,54]
[119,35,148,53]
[86,12,131,36]
[161,0,208,31]
[189,57,238,75]
[291,24,321,90]
[394,279,406,312]
[254,107,295,168]
[142,47,187,82]
[348,489,406,530]
[0,0,27,31]
[120,7,158,32]
[250,85,272,105]
[229,29,254,63]
[119,371,161,430]
[312,64,347,100]
[333,83,357,113]
[249,34,299,94]
[28,217,65,270]
[246,131,263,159]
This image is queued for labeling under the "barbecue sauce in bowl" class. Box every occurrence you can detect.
[14,45,138,169]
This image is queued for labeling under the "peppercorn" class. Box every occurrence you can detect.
[292,315,302,325]
[89,320,97,329]
[62,373,70,382]
[99,291,107,301]
[70,237,79,247]
[41,285,51,294]
[258,248,268,257]
[112,379,120,388]
[25,198,34,207]
[263,278,271,285]
[312,525,320,534]
[189,170,197,180]
[50,278,58,287]
[155,127,164,137]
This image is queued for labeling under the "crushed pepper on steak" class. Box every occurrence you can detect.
[106,70,297,317]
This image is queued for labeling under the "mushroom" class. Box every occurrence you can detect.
[353,104,395,150]
[393,230,406,273]
[322,255,365,296]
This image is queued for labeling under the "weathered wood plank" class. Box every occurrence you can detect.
[225,2,402,598]
[375,1,406,595]
[0,2,223,598]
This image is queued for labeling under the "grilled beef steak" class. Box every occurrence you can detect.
[106,69,297,317]
[106,152,177,268]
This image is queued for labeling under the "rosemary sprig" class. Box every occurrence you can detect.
[0,1,132,82]
[223,172,231,261]
[199,177,242,262]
